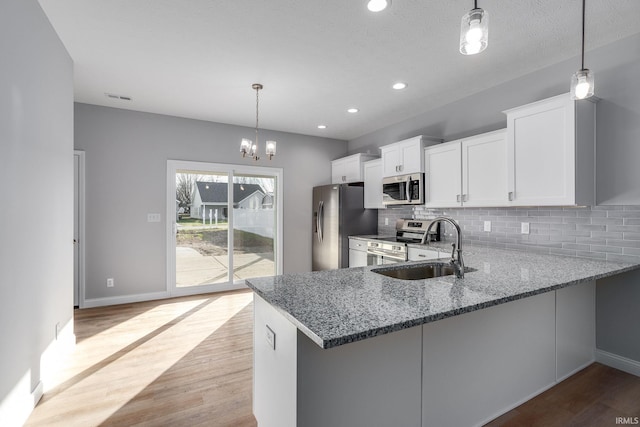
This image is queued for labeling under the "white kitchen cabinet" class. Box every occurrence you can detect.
[407,246,441,261]
[363,159,384,209]
[331,153,378,184]
[424,129,509,208]
[380,135,440,177]
[462,129,509,207]
[348,238,369,267]
[504,93,596,206]
[424,140,461,208]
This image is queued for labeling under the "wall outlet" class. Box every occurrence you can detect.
[484,221,491,232]
[384,217,389,226]
[147,213,161,222]
[55,322,61,340]
[521,222,530,234]
[265,325,276,350]
[107,277,114,288]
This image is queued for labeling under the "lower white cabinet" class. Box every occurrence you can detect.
[348,238,369,267]
[363,159,385,209]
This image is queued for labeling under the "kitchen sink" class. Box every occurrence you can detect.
[372,262,474,280]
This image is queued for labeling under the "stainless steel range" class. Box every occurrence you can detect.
[366,219,440,264]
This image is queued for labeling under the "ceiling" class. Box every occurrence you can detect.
[39,0,640,141]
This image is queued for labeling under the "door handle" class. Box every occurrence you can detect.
[463,194,468,202]
[456,194,461,203]
[317,201,324,243]
[508,191,514,201]
[406,176,411,202]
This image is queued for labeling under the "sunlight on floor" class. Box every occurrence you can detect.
[30,292,253,426]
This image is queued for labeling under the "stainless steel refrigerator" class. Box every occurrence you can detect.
[312,183,378,271]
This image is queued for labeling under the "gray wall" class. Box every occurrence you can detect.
[349,33,640,206]
[0,0,74,424]
[74,103,347,300]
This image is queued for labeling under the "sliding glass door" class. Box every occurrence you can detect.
[167,160,282,296]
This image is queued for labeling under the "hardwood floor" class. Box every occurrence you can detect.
[26,289,640,426]
[26,290,257,427]
[485,362,640,427]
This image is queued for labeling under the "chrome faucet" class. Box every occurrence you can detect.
[425,217,465,278]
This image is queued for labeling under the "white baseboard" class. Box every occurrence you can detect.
[83,291,170,308]
[556,357,596,383]
[596,349,640,377]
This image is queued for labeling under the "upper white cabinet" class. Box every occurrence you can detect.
[424,140,462,208]
[380,136,440,177]
[331,153,379,184]
[504,93,596,206]
[363,159,385,209]
[424,129,508,208]
[462,129,509,207]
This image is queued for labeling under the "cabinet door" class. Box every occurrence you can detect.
[363,159,384,209]
[400,140,423,175]
[348,249,368,267]
[506,95,576,206]
[424,142,462,208]
[461,129,509,207]
[343,156,361,183]
[331,158,346,184]
[381,145,402,177]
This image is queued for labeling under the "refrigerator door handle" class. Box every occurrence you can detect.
[317,201,324,243]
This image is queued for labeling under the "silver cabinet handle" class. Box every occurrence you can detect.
[508,191,514,201]
[456,194,461,202]
[463,194,468,202]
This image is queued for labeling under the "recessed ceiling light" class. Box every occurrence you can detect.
[317,125,327,129]
[347,108,359,113]
[392,82,407,90]
[367,0,391,12]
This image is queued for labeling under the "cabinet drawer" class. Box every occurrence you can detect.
[349,238,368,251]
[408,247,440,261]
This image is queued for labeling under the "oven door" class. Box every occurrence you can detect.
[382,173,424,206]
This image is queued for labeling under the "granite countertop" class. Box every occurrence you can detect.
[246,245,640,349]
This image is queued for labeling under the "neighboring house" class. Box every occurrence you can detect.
[190,182,267,220]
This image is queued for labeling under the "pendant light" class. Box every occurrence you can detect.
[570,0,594,100]
[240,84,276,161]
[459,0,488,55]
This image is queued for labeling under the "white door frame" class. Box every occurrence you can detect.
[166,160,283,297]
[74,150,86,308]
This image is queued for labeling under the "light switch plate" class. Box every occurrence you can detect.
[521,222,530,234]
[484,221,491,232]
[147,213,161,222]
[266,325,276,350]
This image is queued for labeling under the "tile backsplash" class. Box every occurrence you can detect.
[377,205,640,263]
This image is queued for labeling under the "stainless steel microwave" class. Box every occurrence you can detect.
[382,173,425,206]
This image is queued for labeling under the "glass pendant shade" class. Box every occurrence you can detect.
[240,138,252,157]
[459,8,488,55]
[265,140,276,159]
[570,69,594,100]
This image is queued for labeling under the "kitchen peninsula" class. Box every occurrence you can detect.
[246,245,639,427]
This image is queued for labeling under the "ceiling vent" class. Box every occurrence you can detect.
[104,93,132,101]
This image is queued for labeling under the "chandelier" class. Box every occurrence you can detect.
[240,83,276,161]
